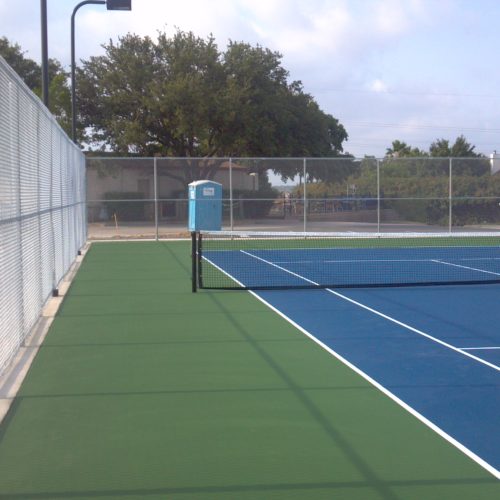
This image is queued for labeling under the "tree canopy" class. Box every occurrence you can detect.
[0,37,40,89]
[77,30,348,161]
[386,135,481,159]
[385,140,425,158]
[429,136,480,158]
[0,37,71,134]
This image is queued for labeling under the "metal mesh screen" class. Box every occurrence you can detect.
[0,56,86,375]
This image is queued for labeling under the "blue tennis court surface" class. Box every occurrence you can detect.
[203,246,500,478]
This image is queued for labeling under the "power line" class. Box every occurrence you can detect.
[316,87,499,99]
[346,122,500,133]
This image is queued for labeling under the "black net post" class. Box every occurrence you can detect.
[191,231,197,293]
[197,231,203,289]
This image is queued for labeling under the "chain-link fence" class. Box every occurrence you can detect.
[0,56,86,375]
[86,156,500,238]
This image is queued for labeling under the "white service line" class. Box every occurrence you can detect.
[274,257,500,264]
[240,250,318,285]
[460,346,500,351]
[432,259,500,277]
[324,288,500,372]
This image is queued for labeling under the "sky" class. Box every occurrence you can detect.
[1,0,500,158]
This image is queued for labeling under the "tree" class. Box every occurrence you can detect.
[429,135,480,157]
[47,69,72,133]
[377,136,492,225]
[386,135,482,159]
[428,136,489,176]
[77,34,159,152]
[0,37,39,89]
[0,37,72,135]
[386,140,425,158]
[78,30,348,185]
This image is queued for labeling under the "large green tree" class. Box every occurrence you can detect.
[78,30,347,183]
[0,37,72,134]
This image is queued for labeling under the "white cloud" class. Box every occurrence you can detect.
[372,0,416,36]
[112,0,246,43]
[369,79,389,93]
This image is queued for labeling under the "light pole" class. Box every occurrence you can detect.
[40,0,49,106]
[71,0,132,143]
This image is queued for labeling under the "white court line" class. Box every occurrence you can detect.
[432,259,500,277]
[274,257,500,265]
[240,251,500,372]
[203,252,500,479]
[324,290,500,374]
[275,258,440,264]
[460,347,500,351]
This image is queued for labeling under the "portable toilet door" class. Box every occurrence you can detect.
[188,180,222,232]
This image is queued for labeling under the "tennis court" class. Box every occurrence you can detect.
[0,240,498,499]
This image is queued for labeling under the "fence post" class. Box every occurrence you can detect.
[83,152,88,244]
[36,105,43,310]
[303,158,307,233]
[229,158,233,231]
[50,122,57,296]
[377,159,381,233]
[15,86,26,342]
[154,157,158,240]
[449,158,453,233]
[59,134,65,276]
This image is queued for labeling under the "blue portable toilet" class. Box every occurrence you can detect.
[188,180,222,232]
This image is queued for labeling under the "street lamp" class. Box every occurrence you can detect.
[40,0,49,106]
[71,0,132,143]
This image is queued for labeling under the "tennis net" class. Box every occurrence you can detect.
[191,231,500,291]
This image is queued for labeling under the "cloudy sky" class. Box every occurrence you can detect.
[1,0,500,157]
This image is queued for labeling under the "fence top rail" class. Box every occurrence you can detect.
[86,156,491,162]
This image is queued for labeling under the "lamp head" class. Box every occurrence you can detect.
[107,0,131,10]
